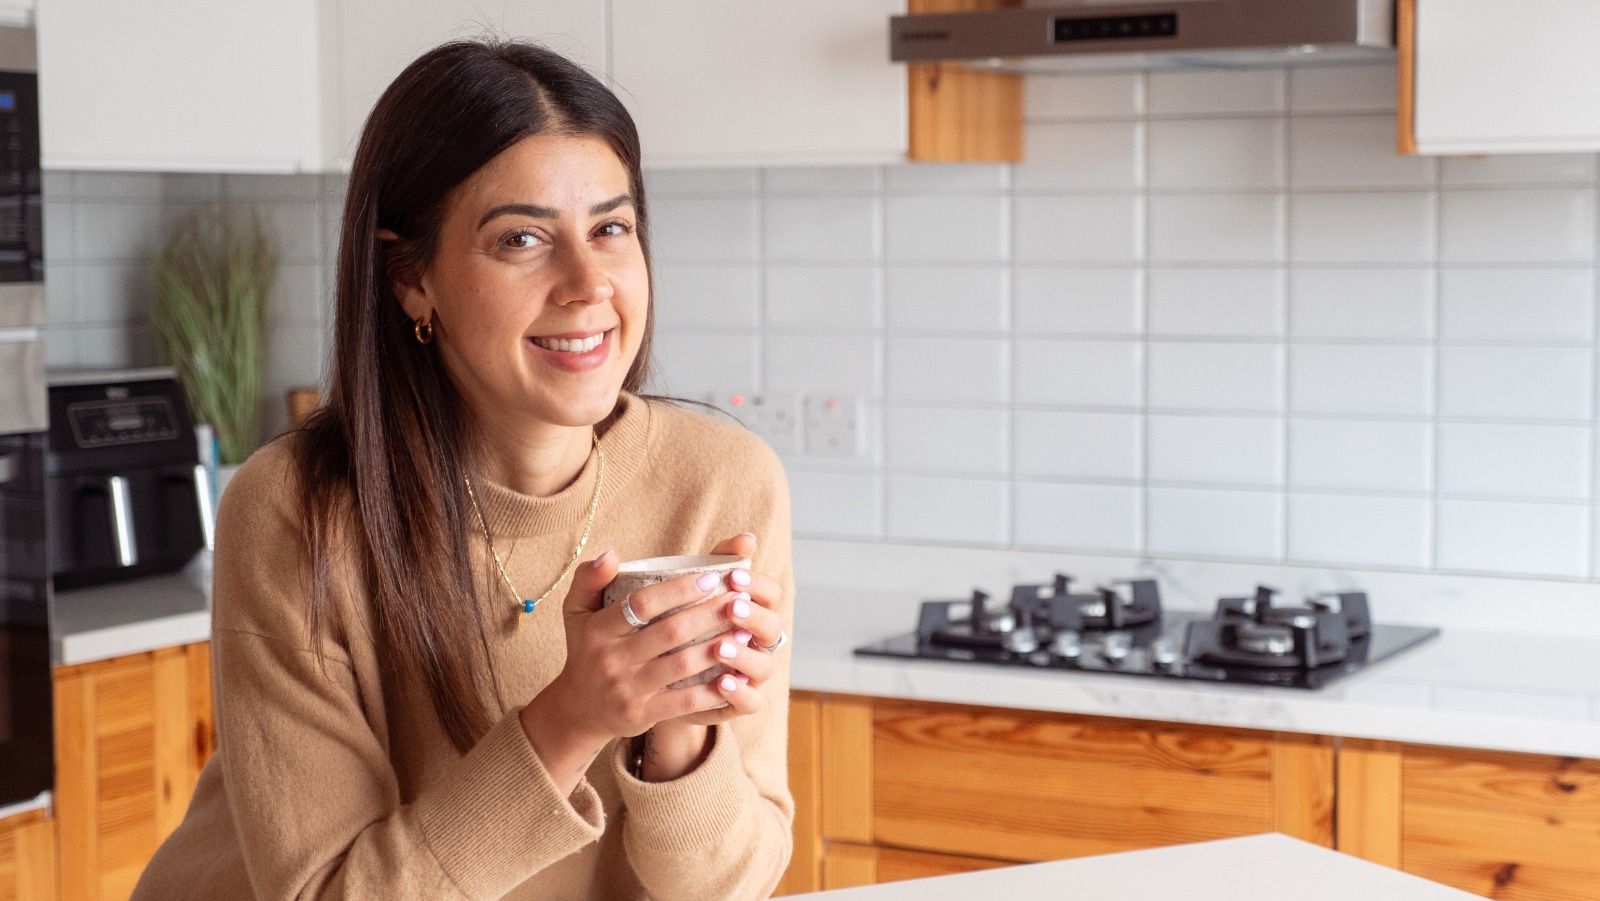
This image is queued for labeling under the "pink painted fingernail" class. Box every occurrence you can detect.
[731,597,752,619]
[696,572,719,592]
[736,674,751,685]
[731,569,752,587]
[718,639,738,659]
[735,629,753,646]
[719,674,739,692]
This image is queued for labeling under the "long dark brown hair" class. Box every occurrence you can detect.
[292,39,717,753]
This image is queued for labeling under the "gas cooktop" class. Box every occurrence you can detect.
[853,574,1440,690]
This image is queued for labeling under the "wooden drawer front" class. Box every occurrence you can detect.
[0,809,55,901]
[872,700,1331,862]
[1402,749,1600,900]
[821,841,1010,891]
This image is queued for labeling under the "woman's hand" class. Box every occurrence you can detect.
[518,540,768,793]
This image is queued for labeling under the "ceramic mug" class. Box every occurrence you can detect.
[602,553,752,688]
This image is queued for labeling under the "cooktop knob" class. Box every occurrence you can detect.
[1003,626,1039,655]
[1102,631,1131,664]
[1051,630,1082,659]
[1151,638,1179,667]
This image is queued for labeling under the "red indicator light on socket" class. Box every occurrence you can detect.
[826,397,839,409]
[730,393,745,406]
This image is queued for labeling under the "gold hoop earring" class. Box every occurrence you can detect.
[413,316,434,345]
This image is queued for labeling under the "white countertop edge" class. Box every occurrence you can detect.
[791,650,1600,759]
[0,790,50,823]
[54,609,211,668]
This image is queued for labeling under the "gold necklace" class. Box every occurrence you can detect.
[463,430,604,619]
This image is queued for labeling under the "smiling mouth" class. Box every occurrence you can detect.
[529,328,612,353]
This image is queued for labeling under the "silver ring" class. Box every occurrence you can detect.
[620,596,648,629]
[755,629,787,654]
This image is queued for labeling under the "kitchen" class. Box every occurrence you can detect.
[1,0,1598,898]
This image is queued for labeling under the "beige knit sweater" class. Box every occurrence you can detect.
[131,391,796,900]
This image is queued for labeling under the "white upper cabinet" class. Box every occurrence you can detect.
[609,0,906,168]
[328,1,606,170]
[37,0,320,171]
[1409,0,1600,154]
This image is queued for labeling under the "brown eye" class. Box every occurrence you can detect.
[503,230,541,250]
[595,220,633,239]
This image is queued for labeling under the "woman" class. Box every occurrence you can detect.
[133,39,795,900]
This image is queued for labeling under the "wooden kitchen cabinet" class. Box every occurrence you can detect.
[37,1,320,172]
[1400,0,1600,154]
[0,808,55,901]
[1339,740,1600,900]
[52,641,215,901]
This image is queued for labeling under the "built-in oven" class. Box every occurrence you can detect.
[0,20,52,814]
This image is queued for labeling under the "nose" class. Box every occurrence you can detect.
[551,240,615,306]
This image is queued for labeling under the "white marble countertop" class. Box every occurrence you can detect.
[791,582,1600,759]
[50,554,211,666]
[786,833,1477,900]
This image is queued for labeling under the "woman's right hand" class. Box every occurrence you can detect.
[518,549,747,794]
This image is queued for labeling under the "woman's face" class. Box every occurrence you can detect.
[395,132,648,432]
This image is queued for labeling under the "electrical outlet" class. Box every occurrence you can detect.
[802,392,861,458]
[706,390,799,455]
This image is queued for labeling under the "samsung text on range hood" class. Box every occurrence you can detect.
[889,0,1395,74]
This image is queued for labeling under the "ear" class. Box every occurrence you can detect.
[376,227,429,320]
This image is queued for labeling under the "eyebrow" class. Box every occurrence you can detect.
[476,194,634,229]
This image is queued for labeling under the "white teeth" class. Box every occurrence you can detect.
[533,332,605,353]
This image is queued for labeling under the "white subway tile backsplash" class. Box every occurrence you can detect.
[1013,195,1142,263]
[762,166,880,193]
[1290,345,1433,416]
[72,203,165,263]
[1014,410,1141,480]
[1014,339,1142,408]
[1147,487,1283,559]
[1438,347,1593,421]
[1148,194,1284,263]
[1437,499,1592,578]
[886,195,1007,263]
[1437,423,1593,500]
[1016,121,1143,190]
[764,196,880,261]
[1287,64,1396,113]
[652,333,760,395]
[886,406,1009,475]
[765,266,880,330]
[767,334,881,396]
[1024,73,1144,120]
[1289,269,1435,340]
[1013,267,1143,335]
[43,201,73,264]
[1438,269,1595,341]
[43,267,73,327]
[1014,482,1142,553]
[645,196,759,262]
[888,336,1006,403]
[1440,154,1597,186]
[1289,419,1432,492]
[269,263,325,329]
[887,475,1009,544]
[1440,189,1596,263]
[1147,70,1285,116]
[74,264,151,324]
[1147,415,1283,486]
[1147,119,1284,189]
[1146,268,1283,337]
[76,171,164,201]
[883,164,1008,193]
[789,470,882,538]
[256,202,324,264]
[645,168,759,194]
[1147,341,1283,412]
[886,266,1007,332]
[656,265,761,331]
[1290,192,1436,263]
[1288,116,1436,188]
[1287,493,1431,569]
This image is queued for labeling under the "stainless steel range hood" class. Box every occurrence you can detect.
[889,0,1395,74]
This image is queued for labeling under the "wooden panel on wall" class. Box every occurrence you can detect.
[1271,733,1335,847]
[1337,739,1402,868]
[906,0,1023,162]
[820,696,874,844]
[820,842,877,891]
[776,694,823,896]
[821,841,1011,888]
[0,809,56,901]
[1401,747,1600,899]
[872,700,1300,862]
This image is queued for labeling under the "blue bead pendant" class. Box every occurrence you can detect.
[521,599,537,614]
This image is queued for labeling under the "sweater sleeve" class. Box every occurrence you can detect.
[606,437,798,900]
[198,447,607,900]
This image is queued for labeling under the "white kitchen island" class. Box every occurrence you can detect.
[787,834,1481,899]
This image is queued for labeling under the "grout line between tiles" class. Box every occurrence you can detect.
[1137,69,1152,560]
[1429,160,1445,572]
[1280,72,1294,563]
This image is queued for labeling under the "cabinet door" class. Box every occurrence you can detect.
[329,0,606,170]
[37,0,318,172]
[610,0,907,167]
[1409,0,1600,154]
[0,809,54,901]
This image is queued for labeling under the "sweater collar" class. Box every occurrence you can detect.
[476,390,654,538]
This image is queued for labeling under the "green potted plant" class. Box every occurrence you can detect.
[150,206,278,502]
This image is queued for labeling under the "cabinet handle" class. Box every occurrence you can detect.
[192,464,215,552]
[105,473,138,567]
